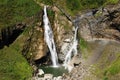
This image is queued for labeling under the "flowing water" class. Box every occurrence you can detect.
[43,6,59,67]
[64,26,78,71]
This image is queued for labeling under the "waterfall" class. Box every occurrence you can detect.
[64,25,78,71]
[43,5,78,70]
[43,6,59,67]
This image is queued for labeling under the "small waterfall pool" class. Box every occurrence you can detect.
[39,66,68,77]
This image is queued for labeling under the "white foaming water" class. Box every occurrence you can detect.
[64,26,78,72]
[43,6,59,67]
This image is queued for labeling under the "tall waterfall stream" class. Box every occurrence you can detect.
[63,26,78,71]
[43,6,59,67]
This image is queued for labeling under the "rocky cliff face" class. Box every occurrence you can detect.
[21,11,46,62]
[22,22,48,61]
[75,3,120,41]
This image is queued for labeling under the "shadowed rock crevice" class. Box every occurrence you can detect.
[34,52,51,66]
[110,23,120,31]
[0,23,26,49]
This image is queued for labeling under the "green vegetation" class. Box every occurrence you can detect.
[105,0,119,4]
[0,31,33,80]
[65,0,104,15]
[106,56,120,75]
[46,0,119,16]
[47,9,55,26]
[0,0,41,29]
[35,0,119,16]
[93,49,120,80]
[101,56,120,80]
[78,38,90,59]
[36,0,53,5]
[66,0,82,11]
[66,0,119,15]
[79,38,88,50]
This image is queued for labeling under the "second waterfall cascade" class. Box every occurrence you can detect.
[43,6,59,67]
[63,25,78,71]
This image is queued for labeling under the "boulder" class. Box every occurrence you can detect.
[44,74,53,79]
[37,69,44,76]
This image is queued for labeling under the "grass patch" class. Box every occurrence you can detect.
[65,0,106,15]
[0,0,41,29]
[93,52,120,80]
[78,38,89,58]
[66,0,82,13]
[36,0,53,5]
[79,38,88,50]
[0,48,32,80]
[42,0,119,16]
[65,0,119,15]
[105,0,119,4]
[0,47,33,80]
[106,57,120,75]
[101,55,120,79]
